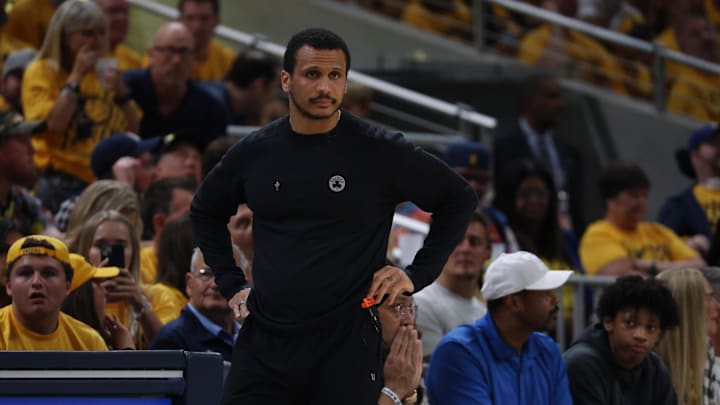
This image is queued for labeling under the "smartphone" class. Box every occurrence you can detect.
[101,244,125,268]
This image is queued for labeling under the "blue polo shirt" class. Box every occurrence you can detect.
[425,312,572,405]
[123,68,228,142]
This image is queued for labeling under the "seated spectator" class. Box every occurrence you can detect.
[655,0,704,52]
[139,177,196,284]
[656,267,720,405]
[202,49,280,126]
[258,93,289,125]
[494,159,581,270]
[0,235,108,350]
[666,13,720,122]
[413,212,490,361]
[425,251,573,404]
[376,293,423,405]
[518,0,627,94]
[154,133,203,184]
[580,161,704,276]
[2,0,59,50]
[69,209,162,348]
[0,111,50,235]
[150,247,240,362]
[145,216,193,324]
[23,0,139,213]
[62,179,141,241]
[659,124,720,261]
[563,275,680,404]
[1,48,37,114]
[62,253,135,350]
[446,141,517,257]
[125,22,227,140]
[177,0,234,81]
[94,0,142,71]
[0,219,22,307]
[91,132,161,193]
[401,0,473,41]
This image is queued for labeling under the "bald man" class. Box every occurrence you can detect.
[123,22,227,141]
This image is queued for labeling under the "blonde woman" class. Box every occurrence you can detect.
[69,210,161,348]
[657,268,720,405]
[63,180,142,243]
[22,0,139,212]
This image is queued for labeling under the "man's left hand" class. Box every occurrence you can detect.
[366,265,414,306]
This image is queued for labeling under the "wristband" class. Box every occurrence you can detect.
[63,82,80,94]
[133,296,150,320]
[381,386,402,405]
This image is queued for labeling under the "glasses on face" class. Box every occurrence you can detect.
[517,188,550,201]
[389,302,417,318]
[192,267,215,282]
[153,46,193,58]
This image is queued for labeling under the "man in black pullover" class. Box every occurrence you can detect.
[190,28,476,405]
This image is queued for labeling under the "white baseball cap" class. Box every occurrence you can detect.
[481,251,573,301]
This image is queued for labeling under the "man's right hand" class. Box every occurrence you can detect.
[383,326,423,400]
[229,287,251,323]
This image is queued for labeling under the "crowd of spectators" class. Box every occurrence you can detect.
[5,0,720,404]
[356,0,720,122]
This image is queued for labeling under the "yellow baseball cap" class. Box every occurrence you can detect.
[6,235,71,267]
[68,253,119,292]
[6,235,120,291]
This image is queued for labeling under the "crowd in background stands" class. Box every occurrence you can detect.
[4,0,720,404]
[354,0,720,122]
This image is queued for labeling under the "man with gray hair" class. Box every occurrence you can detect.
[149,247,241,362]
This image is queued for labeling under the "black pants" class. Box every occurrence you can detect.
[222,309,383,405]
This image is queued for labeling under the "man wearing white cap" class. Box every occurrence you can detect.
[425,251,573,405]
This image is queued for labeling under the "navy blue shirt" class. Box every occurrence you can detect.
[124,68,228,142]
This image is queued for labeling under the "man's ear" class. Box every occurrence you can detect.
[505,293,523,313]
[280,70,290,92]
[602,315,614,333]
[185,273,192,296]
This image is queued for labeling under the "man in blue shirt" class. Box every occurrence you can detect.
[425,251,573,404]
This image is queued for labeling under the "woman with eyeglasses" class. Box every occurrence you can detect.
[493,159,582,272]
[22,0,139,213]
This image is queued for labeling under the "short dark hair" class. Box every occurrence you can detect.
[470,211,492,251]
[519,71,558,110]
[6,237,73,282]
[225,49,279,89]
[597,275,679,331]
[598,161,650,200]
[177,0,218,15]
[283,28,351,74]
[141,177,197,240]
[201,136,236,178]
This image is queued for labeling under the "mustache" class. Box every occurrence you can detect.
[310,95,337,104]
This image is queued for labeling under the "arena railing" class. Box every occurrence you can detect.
[126,0,497,141]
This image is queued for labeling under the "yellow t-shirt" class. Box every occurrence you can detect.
[1,0,57,49]
[145,283,188,325]
[579,220,699,275]
[401,0,472,38]
[140,245,158,285]
[114,44,143,72]
[666,64,720,122]
[693,185,720,235]
[22,59,132,183]
[192,40,235,81]
[518,24,627,94]
[0,306,108,350]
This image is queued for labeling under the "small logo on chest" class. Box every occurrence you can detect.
[328,175,346,192]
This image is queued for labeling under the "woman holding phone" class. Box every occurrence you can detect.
[69,209,161,347]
